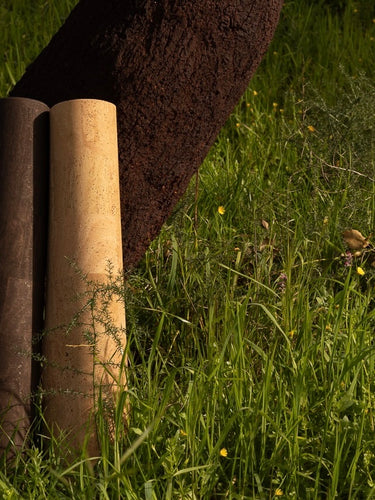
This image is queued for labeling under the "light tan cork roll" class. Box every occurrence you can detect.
[43,99,126,457]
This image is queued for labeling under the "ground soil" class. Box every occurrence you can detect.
[11,0,283,270]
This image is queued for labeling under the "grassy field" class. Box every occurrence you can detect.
[2,0,375,498]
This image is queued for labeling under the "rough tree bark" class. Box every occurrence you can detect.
[11,0,283,270]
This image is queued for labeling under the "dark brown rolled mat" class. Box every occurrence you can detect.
[10,0,284,270]
[0,97,49,458]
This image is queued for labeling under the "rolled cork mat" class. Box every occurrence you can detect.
[43,99,126,457]
[0,97,49,457]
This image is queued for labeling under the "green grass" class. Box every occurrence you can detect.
[2,0,375,498]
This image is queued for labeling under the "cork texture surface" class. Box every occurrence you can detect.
[0,97,49,456]
[44,99,126,455]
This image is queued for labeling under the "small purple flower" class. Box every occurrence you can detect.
[344,250,353,267]
[278,272,287,293]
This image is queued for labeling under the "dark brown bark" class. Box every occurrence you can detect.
[11,0,283,270]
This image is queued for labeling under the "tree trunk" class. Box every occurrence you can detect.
[11,0,283,270]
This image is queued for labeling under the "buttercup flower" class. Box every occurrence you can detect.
[219,448,228,457]
[275,488,283,496]
[307,125,316,132]
[218,206,225,215]
[357,266,365,276]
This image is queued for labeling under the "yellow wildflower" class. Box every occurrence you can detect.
[273,102,278,108]
[218,206,225,215]
[323,216,329,225]
[307,125,316,132]
[219,448,228,457]
[275,488,283,496]
[179,429,187,436]
[357,266,365,276]
[253,90,258,96]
